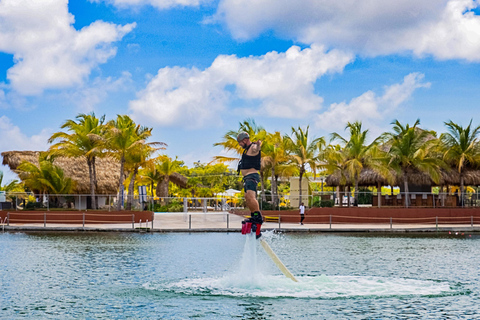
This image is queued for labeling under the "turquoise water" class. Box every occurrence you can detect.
[0,231,478,319]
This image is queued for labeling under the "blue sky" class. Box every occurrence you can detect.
[2,0,480,183]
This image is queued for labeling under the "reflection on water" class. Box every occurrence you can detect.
[0,231,479,319]
[240,302,268,320]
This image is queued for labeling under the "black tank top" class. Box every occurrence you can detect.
[238,143,261,171]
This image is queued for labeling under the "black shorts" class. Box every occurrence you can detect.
[243,173,260,193]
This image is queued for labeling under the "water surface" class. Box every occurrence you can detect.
[0,231,478,319]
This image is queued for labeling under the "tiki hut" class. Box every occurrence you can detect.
[2,151,189,195]
[2,151,120,194]
[325,167,480,189]
[325,168,390,187]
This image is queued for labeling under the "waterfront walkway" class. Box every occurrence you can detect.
[2,212,480,233]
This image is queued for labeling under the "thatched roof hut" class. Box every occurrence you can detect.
[2,151,189,195]
[325,167,480,188]
[325,169,389,187]
[2,151,120,194]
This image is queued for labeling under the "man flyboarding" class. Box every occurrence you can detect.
[237,132,263,239]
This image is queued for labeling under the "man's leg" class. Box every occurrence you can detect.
[245,190,263,224]
[245,189,259,212]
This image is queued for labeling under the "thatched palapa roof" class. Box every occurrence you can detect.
[2,151,120,194]
[325,167,480,187]
[2,151,189,194]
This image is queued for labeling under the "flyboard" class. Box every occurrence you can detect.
[242,219,298,282]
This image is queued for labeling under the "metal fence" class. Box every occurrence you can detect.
[0,192,247,212]
[305,191,480,208]
[1,190,480,212]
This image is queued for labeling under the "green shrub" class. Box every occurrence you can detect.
[25,201,42,210]
[154,199,184,212]
[260,201,275,211]
[313,199,334,207]
[320,200,334,207]
[358,188,373,205]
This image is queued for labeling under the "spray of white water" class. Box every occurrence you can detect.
[144,232,457,299]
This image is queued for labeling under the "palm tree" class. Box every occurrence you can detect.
[321,143,350,206]
[0,171,24,193]
[17,155,75,206]
[0,171,25,207]
[138,159,162,198]
[382,119,443,207]
[155,155,184,198]
[440,119,480,206]
[124,144,163,210]
[213,119,267,202]
[106,115,163,210]
[262,131,289,206]
[330,121,385,205]
[48,113,106,209]
[284,126,326,205]
[213,118,267,163]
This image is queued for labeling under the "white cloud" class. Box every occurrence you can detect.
[0,0,135,95]
[67,71,133,113]
[316,73,430,133]
[93,0,208,9]
[215,0,480,61]
[129,45,353,128]
[0,115,53,183]
[130,66,229,128]
[0,116,51,152]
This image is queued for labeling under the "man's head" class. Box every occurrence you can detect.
[237,132,250,148]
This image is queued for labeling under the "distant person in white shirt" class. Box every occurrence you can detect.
[299,202,305,225]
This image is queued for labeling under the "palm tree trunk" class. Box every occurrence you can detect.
[117,156,125,211]
[260,171,266,203]
[298,172,303,205]
[337,186,342,207]
[87,158,96,210]
[156,176,169,199]
[354,179,359,206]
[347,185,351,207]
[403,171,410,208]
[460,174,465,207]
[126,168,138,210]
[271,167,277,206]
[377,182,382,208]
[274,174,280,206]
[92,156,97,209]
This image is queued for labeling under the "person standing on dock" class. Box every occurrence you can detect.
[299,202,305,225]
[237,132,264,231]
